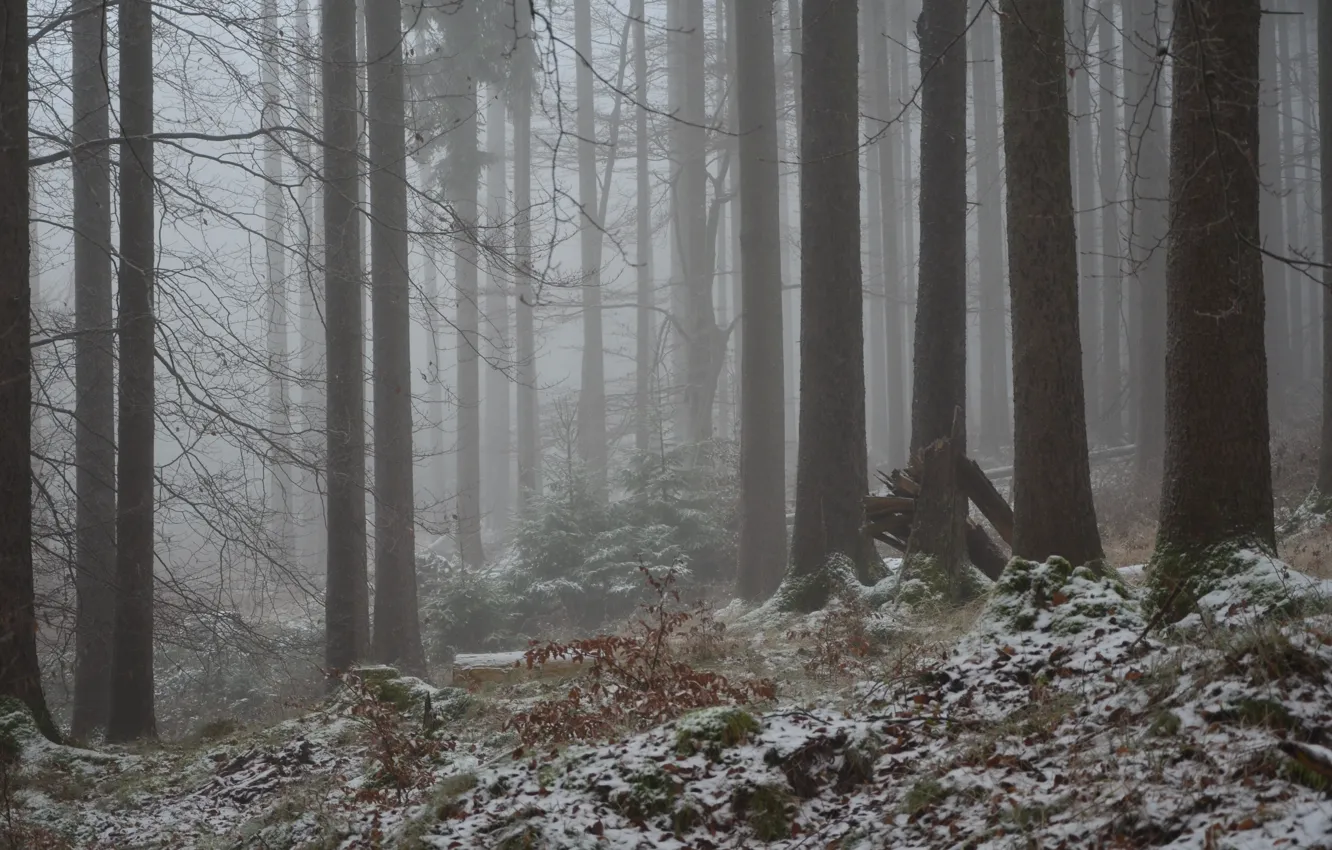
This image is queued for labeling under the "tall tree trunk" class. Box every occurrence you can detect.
[414,156,447,532]
[1278,15,1305,390]
[485,95,512,536]
[514,2,540,509]
[0,0,58,740]
[1069,1,1099,446]
[1097,7,1123,446]
[1152,0,1272,607]
[367,0,423,670]
[1318,0,1332,497]
[1125,0,1167,477]
[971,0,1009,459]
[1301,0,1320,376]
[574,0,608,485]
[1261,9,1291,421]
[107,0,157,741]
[322,0,369,673]
[780,0,800,472]
[912,0,968,455]
[892,0,917,401]
[262,0,295,566]
[633,0,653,454]
[788,0,873,610]
[295,0,326,578]
[1000,0,1104,568]
[455,70,486,570]
[70,0,115,740]
[735,0,787,601]
[863,2,889,463]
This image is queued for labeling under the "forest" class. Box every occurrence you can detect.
[2,0,1332,847]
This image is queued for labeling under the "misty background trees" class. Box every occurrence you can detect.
[3,0,1332,745]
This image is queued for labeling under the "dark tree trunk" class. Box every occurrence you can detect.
[1125,0,1168,478]
[366,0,423,671]
[1278,15,1305,390]
[575,0,608,485]
[0,0,58,740]
[107,0,157,742]
[911,0,968,455]
[735,0,787,600]
[788,0,874,609]
[1070,0,1099,447]
[971,0,1010,459]
[323,0,369,674]
[484,96,512,535]
[1000,0,1105,568]
[70,0,115,740]
[1154,0,1273,584]
[455,73,486,569]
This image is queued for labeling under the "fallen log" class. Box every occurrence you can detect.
[451,650,592,688]
[957,456,1014,546]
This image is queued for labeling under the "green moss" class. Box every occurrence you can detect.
[1224,699,1301,735]
[672,802,702,834]
[612,767,683,820]
[1147,539,1294,622]
[774,555,862,613]
[981,557,1144,637]
[0,697,41,762]
[675,707,761,760]
[731,783,792,841]
[894,555,988,608]
[902,777,948,817]
[1147,710,1181,738]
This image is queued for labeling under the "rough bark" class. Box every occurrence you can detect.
[1154,0,1273,576]
[788,0,874,609]
[70,0,115,740]
[735,0,787,600]
[514,1,540,509]
[1260,10,1291,421]
[323,0,369,673]
[1278,16,1305,388]
[1124,0,1168,478]
[971,0,1011,459]
[0,0,58,741]
[1097,9,1123,446]
[1000,0,1105,569]
[108,0,158,741]
[863,2,889,463]
[893,0,917,398]
[367,0,424,671]
[780,0,800,469]
[575,0,608,486]
[1070,0,1099,445]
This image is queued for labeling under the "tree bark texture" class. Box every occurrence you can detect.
[1097,9,1123,445]
[1260,11,1291,420]
[575,0,608,484]
[484,95,512,533]
[1000,0,1105,568]
[1156,0,1273,556]
[514,2,540,510]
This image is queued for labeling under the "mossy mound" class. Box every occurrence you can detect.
[0,697,42,762]
[1147,541,1330,625]
[772,554,864,613]
[675,707,760,760]
[343,666,471,720]
[979,557,1144,636]
[610,767,683,820]
[894,554,990,608]
[731,782,792,841]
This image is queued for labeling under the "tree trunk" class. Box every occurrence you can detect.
[892,0,918,401]
[735,0,787,601]
[1317,0,1332,496]
[70,0,115,740]
[366,0,423,670]
[1153,0,1273,591]
[788,0,874,609]
[1260,10,1291,421]
[514,2,540,509]
[1000,0,1104,568]
[1278,16,1305,390]
[911,0,968,460]
[863,2,889,464]
[295,0,326,578]
[262,0,295,568]
[574,0,608,485]
[415,166,447,532]
[322,0,369,673]
[484,95,512,536]
[108,0,158,741]
[0,0,58,740]
[633,0,652,454]
[1125,0,1168,478]
[456,69,486,570]
[971,0,1010,460]
[1069,1,1099,447]
[1097,7,1123,446]
[780,0,799,472]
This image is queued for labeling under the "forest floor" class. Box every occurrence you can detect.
[6,540,1332,850]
